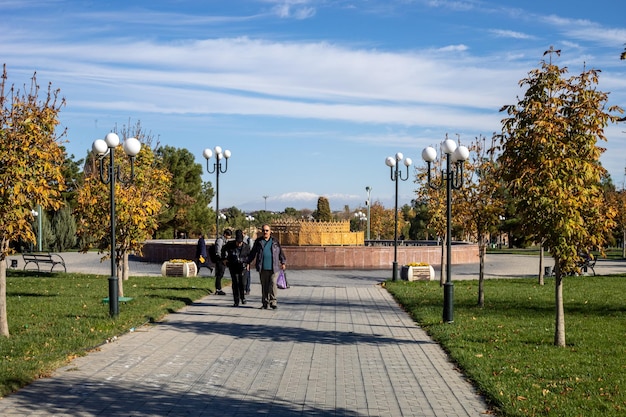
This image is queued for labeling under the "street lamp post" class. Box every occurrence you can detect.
[203,146,231,239]
[30,206,42,251]
[385,152,412,281]
[246,214,255,237]
[354,210,366,232]
[92,132,141,318]
[422,139,469,323]
[365,186,372,241]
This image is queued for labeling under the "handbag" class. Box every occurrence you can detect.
[277,270,288,289]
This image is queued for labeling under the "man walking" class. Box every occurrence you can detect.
[247,224,286,309]
[214,229,232,296]
[221,230,251,307]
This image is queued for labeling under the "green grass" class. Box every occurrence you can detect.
[386,276,626,417]
[0,270,219,398]
[487,246,625,260]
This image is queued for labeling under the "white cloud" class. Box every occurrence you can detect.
[489,29,534,40]
[272,191,320,202]
[437,44,469,52]
[268,0,316,19]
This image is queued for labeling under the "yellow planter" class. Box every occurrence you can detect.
[161,261,197,277]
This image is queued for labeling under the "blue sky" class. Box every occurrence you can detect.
[2,0,626,212]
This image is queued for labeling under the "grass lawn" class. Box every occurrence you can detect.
[386,275,626,417]
[0,270,218,398]
[487,246,625,260]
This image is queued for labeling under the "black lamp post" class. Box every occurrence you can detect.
[203,146,231,239]
[92,133,141,318]
[385,152,412,281]
[365,186,372,241]
[422,139,469,323]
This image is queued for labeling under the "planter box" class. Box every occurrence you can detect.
[401,265,435,281]
[161,261,197,277]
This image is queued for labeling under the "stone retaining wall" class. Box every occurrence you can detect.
[139,240,479,269]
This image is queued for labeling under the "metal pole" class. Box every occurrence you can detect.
[392,167,399,281]
[108,149,119,318]
[366,186,371,241]
[215,162,220,239]
[443,155,454,323]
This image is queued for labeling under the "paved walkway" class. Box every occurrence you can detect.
[1,252,624,416]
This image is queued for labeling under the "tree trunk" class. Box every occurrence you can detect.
[0,252,8,337]
[538,243,545,286]
[623,228,625,259]
[554,261,566,347]
[122,251,130,281]
[478,239,485,307]
[116,250,124,297]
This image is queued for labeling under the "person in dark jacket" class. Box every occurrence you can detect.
[222,230,251,307]
[214,229,232,295]
[195,234,212,274]
[246,224,286,310]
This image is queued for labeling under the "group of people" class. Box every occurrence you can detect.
[196,224,286,309]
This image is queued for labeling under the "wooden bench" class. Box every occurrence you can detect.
[22,252,66,273]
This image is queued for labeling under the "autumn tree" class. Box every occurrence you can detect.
[614,190,626,258]
[368,201,397,240]
[414,138,465,285]
[456,135,504,307]
[76,124,171,296]
[0,66,66,336]
[496,48,622,346]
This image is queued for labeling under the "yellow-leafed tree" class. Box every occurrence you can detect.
[76,125,171,296]
[455,135,504,306]
[0,66,66,337]
[496,48,622,346]
[368,201,399,240]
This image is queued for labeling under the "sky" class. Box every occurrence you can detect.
[2,0,626,212]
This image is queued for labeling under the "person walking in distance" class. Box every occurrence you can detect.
[195,234,212,274]
[247,224,286,309]
[214,229,232,296]
[221,230,251,307]
[243,230,254,295]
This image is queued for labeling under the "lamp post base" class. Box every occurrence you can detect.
[108,275,119,317]
[392,261,398,281]
[443,282,454,323]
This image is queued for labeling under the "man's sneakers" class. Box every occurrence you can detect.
[216,290,226,296]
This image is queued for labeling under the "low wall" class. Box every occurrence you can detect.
[139,240,479,270]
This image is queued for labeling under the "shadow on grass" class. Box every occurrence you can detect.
[7,270,56,278]
[6,292,57,298]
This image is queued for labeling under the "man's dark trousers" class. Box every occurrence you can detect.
[215,260,225,292]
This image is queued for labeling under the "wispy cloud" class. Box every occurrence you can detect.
[264,0,317,19]
[489,29,535,40]
[542,15,626,45]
